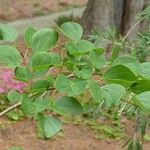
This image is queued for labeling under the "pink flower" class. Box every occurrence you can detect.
[0,87,5,93]
[0,69,26,93]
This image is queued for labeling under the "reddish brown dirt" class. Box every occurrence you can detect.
[0,117,150,150]
[0,0,87,22]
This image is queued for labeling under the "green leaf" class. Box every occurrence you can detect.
[31,52,51,71]
[112,56,142,74]
[55,74,87,96]
[111,44,121,62]
[37,113,45,138]
[65,40,95,56]
[31,52,61,71]
[49,103,67,116]
[24,27,36,47]
[101,90,112,107]
[31,79,50,93]
[31,28,58,54]
[102,84,125,107]
[7,90,22,103]
[103,65,137,86]
[60,22,83,42]
[74,64,93,79]
[54,96,83,115]
[21,96,35,115]
[21,95,49,115]
[7,109,23,121]
[88,80,103,103]
[89,50,106,69]
[66,55,89,66]
[0,24,18,42]
[131,80,150,94]
[135,91,150,113]
[140,62,150,79]
[37,114,62,138]
[15,66,30,82]
[0,45,21,68]
[34,99,49,113]
[48,52,62,66]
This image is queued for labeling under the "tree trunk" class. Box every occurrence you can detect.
[81,0,115,35]
[121,0,145,36]
[81,0,149,37]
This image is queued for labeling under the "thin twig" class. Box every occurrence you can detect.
[0,71,101,117]
[0,73,75,117]
[0,102,21,117]
[123,20,141,41]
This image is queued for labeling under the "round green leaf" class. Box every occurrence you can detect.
[89,50,106,69]
[7,90,22,103]
[48,52,62,66]
[88,80,103,103]
[31,79,50,93]
[103,65,137,86]
[102,84,125,107]
[112,56,142,74]
[21,95,49,115]
[54,96,83,115]
[55,74,87,96]
[60,22,83,42]
[15,66,30,82]
[135,91,150,113]
[65,40,95,56]
[31,52,61,71]
[34,99,49,113]
[31,28,58,54]
[44,115,62,138]
[0,45,21,68]
[0,24,18,42]
[140,62,150,79]
[74,64,93,79]
[24,27,36,47]
[21,96,35,115]
[131,80,150,94]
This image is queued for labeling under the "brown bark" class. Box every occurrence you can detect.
[81,0,115,35]
[81,0,149,37]
[121,0,145,36]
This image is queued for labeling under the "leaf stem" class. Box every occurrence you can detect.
[0,102,21,117]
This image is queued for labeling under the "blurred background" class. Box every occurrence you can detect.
[0,0,87,21]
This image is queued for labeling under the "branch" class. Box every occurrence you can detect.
[0,102,21,117]
[123,20,141,41]
[0,72,97,117]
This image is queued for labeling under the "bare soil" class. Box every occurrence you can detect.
[0,117,150,150]
[0,0,87,22]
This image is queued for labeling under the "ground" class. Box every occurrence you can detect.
[0,0,87,22]
[0,117,150,150]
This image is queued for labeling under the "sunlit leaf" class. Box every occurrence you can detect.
[55,74,86,96]
[0,45,21,68]
[0,24,18,42]
[54,96,83,115]
[61,22,83,42]
[103,65,137,86]
[31,28,58,54]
